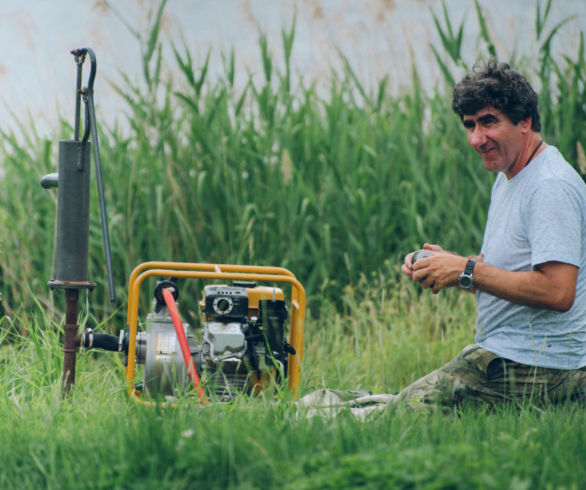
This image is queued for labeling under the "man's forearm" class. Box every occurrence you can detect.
[411,254,578,312]
[472,261,577,312]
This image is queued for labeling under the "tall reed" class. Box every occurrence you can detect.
[0,1,584,322]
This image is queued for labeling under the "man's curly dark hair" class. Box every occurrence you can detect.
[452,58,541,131]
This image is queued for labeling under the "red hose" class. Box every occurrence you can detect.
[162,288,205,400]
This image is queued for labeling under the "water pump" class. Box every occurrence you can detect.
[41,48,115,395]
[123,262,306,403]
[41,49,306,402]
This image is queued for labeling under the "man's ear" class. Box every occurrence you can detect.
[519,116,532,134]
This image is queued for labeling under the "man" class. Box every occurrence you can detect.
[300,59,585,415]
[398,58,586,408]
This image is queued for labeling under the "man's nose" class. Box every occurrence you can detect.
[468,126,487,148]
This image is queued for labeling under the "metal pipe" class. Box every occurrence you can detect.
[55,140,91,283]
[62,289,80,396]
[87,90,115,303]
[73,51,84,141]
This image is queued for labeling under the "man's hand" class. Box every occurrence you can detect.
[411,254,470,294]
[402,244,484,294]
[401,243,447,277]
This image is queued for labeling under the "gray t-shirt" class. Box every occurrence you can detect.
[475,146,586,369]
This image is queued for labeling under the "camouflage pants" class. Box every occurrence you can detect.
[298,344,586,417]
[399,344,586,409]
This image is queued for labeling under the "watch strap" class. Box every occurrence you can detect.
[464,259,476,275]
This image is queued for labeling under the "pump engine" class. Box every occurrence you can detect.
[132,279,295,401]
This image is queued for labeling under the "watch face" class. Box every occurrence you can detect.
[459,274,473,289]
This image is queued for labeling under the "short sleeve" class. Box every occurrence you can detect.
[526,178,583,268]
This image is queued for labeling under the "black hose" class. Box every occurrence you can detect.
[82,332,120,351]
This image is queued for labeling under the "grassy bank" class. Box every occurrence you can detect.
[0,1,584,320]
[0,277,584,489]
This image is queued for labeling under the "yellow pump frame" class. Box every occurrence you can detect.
[125,262,306,402]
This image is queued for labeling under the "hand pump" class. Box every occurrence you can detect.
[41,48,115,396]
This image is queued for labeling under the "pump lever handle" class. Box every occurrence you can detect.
[71,47,116,303]
[71,48,96,145]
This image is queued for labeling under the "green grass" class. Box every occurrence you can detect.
[2,396,585,489]
[0,279,584,489]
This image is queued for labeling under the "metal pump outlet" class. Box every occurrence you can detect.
[41,48,116,396]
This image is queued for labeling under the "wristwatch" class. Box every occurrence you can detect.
[458,259,476,289]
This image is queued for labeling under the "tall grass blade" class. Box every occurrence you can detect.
[475,0,497,58]
[143,0,168,89]
[430,0,465,65]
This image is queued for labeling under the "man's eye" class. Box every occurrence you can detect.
[481,117,499,126]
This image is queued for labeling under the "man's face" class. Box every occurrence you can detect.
[462,107,528,177]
